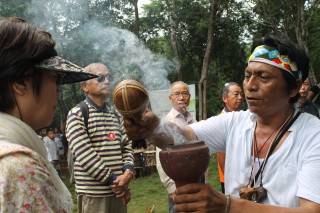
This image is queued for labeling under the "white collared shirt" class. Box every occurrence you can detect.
[190,110,320,207]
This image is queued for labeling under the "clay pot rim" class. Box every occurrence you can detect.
[163,140,206,151]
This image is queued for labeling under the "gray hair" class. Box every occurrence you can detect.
[169,81,189,95]
[221,82,240,97]
[82,63,108,84]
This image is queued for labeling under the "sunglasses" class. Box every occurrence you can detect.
[96,74,112,83]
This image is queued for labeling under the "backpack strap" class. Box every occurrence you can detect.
[77,101,89,132]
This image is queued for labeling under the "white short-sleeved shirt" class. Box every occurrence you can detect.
[189,110,320,207]
[43,137,58,161]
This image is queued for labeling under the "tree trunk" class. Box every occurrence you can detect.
[198,0,219,121]
[130,0,140,37]
[167,0,182,80]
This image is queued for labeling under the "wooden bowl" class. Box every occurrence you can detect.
[113,79,149,120]
[159,141,210,187]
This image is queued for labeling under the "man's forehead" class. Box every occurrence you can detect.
[246,61,281,73]
[228,85,242,92]
[93,68,109,75]
[172,84,188,91]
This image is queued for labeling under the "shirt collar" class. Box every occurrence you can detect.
[85,96,109,113]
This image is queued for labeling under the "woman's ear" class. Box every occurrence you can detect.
[11,80,27,96]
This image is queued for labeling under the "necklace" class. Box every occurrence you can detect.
[239,111,295,202]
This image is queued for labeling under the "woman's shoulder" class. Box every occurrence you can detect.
[0,141,61,212]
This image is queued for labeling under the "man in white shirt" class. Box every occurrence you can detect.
[156,81,196,213]
[43,128,60,176]
[124,35,320,213]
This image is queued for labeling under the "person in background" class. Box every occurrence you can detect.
[123,35,320,212]
[38,127,47,139]
[294,78,319,118]
[0,17,95,212]
[44,128,61,176]
[156,81,196,213]
[218,82,243,193]
[221,82,243,113]
[54,127,65,161]
[307,81,320,103]
[66,63,134,213]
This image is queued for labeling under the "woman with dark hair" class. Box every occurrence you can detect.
[0,17,96,212]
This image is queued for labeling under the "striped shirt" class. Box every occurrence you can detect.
[66,98,134,196]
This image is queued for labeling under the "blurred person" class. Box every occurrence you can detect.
[307,81,320,103]
[218,82,243,193]
[66,63,134,213]
[156,81,196,213]
[0,17,96,212]
[294,78,319,118]
[54,127,65,161]
[123,35,320,212]
[44,128,61,176]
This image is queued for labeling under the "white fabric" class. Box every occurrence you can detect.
[156,108,196,194]
[44,136,58,161]
[189,110,320,207]
[55,134,65,155]
[0,112,73,212]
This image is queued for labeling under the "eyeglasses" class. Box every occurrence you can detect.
[96,74,112,83]
[171,92,190,98]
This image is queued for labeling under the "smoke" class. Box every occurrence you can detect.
[26,0,175,90]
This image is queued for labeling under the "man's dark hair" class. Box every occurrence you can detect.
[250,35,309,104]
[46,128,54,134]
[0,17,57,112]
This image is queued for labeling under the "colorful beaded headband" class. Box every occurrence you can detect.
[248,45,301,79]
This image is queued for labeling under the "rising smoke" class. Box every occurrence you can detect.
[26,0,175,90]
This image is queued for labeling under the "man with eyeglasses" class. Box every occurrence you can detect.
[217,82,244,194]
[156,81,197,213]
[66,63,134,213]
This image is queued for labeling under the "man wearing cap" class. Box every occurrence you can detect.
[66,63,134,213]
[0,17,96,212]
[217,82,243,193]
[294,78,319,118]
[123,35,320,212]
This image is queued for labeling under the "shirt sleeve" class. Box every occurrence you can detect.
[189,113,230,154]
[110,108,134,172]
[66,107,116,184]
[156,147,176,194]
[119,116,134,171]
[0,152,64,212]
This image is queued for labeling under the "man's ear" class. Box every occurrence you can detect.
[11,80,27,96]
[81,81,89,93]
[290,79,302,98]
[222,96,228,104]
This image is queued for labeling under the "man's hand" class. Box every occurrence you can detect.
[123,109,160,140]
[173,183,227,213]
[110,170,133,197]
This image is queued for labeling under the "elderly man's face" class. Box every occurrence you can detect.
[243,62,297,116]
[84,67,111,98]
[223,85,243,111]
[169,83,190,112]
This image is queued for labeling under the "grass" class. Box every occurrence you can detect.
[62,155,220,213]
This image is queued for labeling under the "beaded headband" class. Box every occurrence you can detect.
[248,45,301,79]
